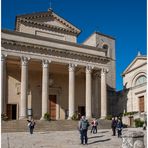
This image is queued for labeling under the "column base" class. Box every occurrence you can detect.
[40,117,46,120]
[100,116,106,119]
[19,116,27,120]
[67,116,72,120]
[86,116,92,120]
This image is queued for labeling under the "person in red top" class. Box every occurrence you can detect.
[90,118,98,134]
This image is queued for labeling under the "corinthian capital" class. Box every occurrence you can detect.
[21,57,30,66]
[101,68,109,74]
[42,59,49,68]
[68,63,77,72]
[86,65,94,73]
[1,54,7,61]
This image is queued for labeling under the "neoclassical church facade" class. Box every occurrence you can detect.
[1,9,116,120]
[116,52,147,117]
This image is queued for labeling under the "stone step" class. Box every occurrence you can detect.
[2,119,112,133]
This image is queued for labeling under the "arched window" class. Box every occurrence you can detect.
[102,44,108,49]
[102,44,109,56]
[135,75,146,86]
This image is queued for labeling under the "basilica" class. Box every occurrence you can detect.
[1,9,116,120]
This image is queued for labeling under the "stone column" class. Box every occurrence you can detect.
[101,68,107,119]
[94,73,99,118]
[41,60,49,120]
[1,54,6,114]
[86,66,93,119]
[68,63,76,119]
[19,57,29,119]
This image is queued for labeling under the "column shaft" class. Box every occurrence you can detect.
[1,54,6,114]
[86,66,92,118]
[101,69,107,118]
[41,60,49,119]
[19,57,28,119]
[94,74,99,117]
[68,64,75,119]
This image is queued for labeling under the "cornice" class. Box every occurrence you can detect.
[2,39,110,64]
[122,56,147,76]
[129,82,147,91]
[122,62,147,76]
[2,30,107,53]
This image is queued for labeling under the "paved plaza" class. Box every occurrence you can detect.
[2,128,147,148]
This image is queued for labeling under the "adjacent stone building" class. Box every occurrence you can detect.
[116,52,147,118]
[1,9,116,120]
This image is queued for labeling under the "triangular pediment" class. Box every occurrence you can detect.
[122,56,147,75]
[44,19,70,29]
[16,9,81,35]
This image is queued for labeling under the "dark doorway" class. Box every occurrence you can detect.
[78,106,85,116]
[7,104,17,120]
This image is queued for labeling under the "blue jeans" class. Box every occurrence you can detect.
[80,129,88,144]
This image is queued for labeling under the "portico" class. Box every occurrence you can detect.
[1,9,115,120]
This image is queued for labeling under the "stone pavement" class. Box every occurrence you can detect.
[2,128,146,148]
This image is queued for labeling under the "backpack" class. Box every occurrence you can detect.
[81,120,89,130]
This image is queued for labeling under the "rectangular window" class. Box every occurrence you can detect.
[139,96,144,112]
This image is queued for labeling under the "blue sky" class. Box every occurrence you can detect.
[2,0,147,91]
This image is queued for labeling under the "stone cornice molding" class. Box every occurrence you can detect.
[2,30,107,53]
[128,82,147,91]
[2,48,109,70]
[122,62,147,76]
[2,39,110,64]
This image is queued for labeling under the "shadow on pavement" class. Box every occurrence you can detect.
[98,131,110,134]
[88,138,111,145]
[88,135,104,139]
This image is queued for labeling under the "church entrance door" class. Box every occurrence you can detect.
[7,104,17,120]
[49,95,56,120]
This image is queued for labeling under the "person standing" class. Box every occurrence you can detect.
[78,116,90,145]
[90,118,98,134]
[116,119,123,138]
[28,119,36,134]
[111,117,117,136]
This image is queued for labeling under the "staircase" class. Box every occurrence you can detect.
[1,119,112,133]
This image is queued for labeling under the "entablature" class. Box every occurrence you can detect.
[2,38,110,64]
[2,30,110,64]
